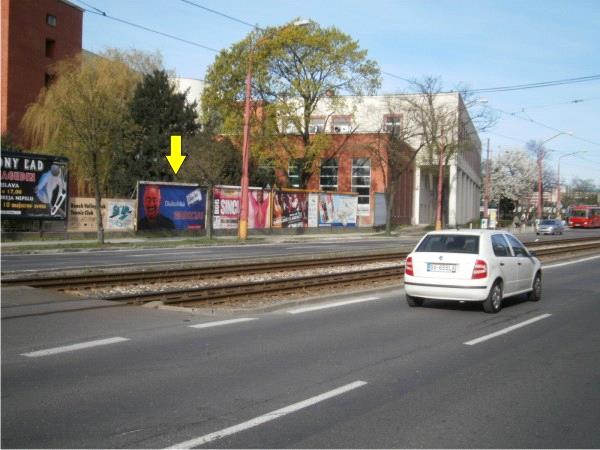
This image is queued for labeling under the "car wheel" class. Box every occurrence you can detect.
[406,294,423,307]
[528,272,542,302]
[483,281,503,313]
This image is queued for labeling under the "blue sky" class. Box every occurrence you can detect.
[79,0,600,185]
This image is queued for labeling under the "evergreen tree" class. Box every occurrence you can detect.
[125,70,199,187]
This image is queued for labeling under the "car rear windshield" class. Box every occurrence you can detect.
[416,234,480,254]
[571,210,588,217]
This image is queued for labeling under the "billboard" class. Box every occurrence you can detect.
[272,190,310,228]
[213,186,239,229]
[68,197,136,232]
[319,193,358,227]
[137,182,206,231]
[1,151,68,220]
[213,186,272,230]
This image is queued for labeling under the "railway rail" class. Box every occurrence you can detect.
[3,236,599,308]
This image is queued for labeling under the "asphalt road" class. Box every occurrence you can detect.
[3,228,600,273]
[2,255,599,448]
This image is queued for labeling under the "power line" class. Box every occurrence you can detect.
[465,74,600,94]
[488,105,600,147]
[73,1,220,53]
[179,0,259,29]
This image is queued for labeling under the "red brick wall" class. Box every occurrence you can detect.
[1,0,82,144]
[273,133,414,225]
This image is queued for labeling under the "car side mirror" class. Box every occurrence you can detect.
[529,251,537,257]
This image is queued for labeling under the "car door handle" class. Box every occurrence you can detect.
[500,262,505,266]
[518,262,522,266]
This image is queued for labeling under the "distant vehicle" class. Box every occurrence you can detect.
[404,230,542,313]
[568,205,600,228]
[536,219,565,235]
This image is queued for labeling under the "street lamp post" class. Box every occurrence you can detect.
[556,150,586,219]
[536,131,571,220]
[239,20,310,240]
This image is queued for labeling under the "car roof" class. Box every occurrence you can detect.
[423,229,507,236]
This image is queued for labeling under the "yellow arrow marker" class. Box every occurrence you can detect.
[166,135,187,175]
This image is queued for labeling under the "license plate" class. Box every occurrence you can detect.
[427,263,456,273]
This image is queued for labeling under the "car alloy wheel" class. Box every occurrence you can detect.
[528,273,542,302]
[483,282,503,313]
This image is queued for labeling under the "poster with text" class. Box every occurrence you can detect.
[213,186,240,229]
[1,151,68,220]
[137,182,205,231]
[272,190,309,228]
[68,198,135,231]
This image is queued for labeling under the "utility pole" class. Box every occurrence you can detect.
[483,138,490,220]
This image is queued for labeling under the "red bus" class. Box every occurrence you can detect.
[568,205,600,228]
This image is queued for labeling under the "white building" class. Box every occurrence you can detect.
[309,93,482,226]
[171,77,205,120]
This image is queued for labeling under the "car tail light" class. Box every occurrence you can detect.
[405,256,414,276]
[472,259,487,279]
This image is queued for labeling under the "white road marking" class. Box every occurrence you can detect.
[21,337,130,357]
[464,314,552,346]
[287,296,381,314]
[188,318,257,329]
[167,380,368,449]
[543,254,600,269]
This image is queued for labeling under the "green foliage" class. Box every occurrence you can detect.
[179,133,241,187]
[202,19,381,188]
[1,132,23,152]
[111,69,199,193]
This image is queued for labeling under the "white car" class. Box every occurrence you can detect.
[404,230,542,313]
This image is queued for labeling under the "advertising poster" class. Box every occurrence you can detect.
[68,198,136,231]
[213,186,240,230]
[307,193,319,228]
[106,199,136,230]
[137,182,205,231]
[319,193,358,227]
[1,151,68,220]
[272,190,309,228]
[249,189,271,229]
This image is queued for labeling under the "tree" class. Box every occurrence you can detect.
[22,50,158,243]
[365,98,424,234]
[488,149,536,209]
[402,77,495,229]
[202,19,381,188]
[116,69,199,192]
[179,133,242,239]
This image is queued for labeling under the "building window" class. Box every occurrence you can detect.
[320,158,338,191]
[383,114,402,133]
[44,72,55,88]
[45,39,56,58]
[352,158,371,216]
[46,14,57,27]
[331,116,352,133]
[308,117,325,134]
[288,159,301,188]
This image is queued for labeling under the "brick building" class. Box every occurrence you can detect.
[266,93,481,227]
[1,0,82,144]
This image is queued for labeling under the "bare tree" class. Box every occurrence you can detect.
[402,77,495,229]
[365,98,423,234]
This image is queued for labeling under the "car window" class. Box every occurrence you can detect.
[540,220,554,225]
[491,234,510,257]
[505,234,528,257]
[416,234,479,254]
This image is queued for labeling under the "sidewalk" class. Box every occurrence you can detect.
[1,225,431,252]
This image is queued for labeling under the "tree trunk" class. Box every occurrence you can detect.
[91,152,105,244]
[435,149,445,231]
[385,188,394,236]
[206,185,213,240]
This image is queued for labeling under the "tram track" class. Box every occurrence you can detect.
[2,236,599,308]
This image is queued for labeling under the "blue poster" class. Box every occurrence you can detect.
[137,182,206,231]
